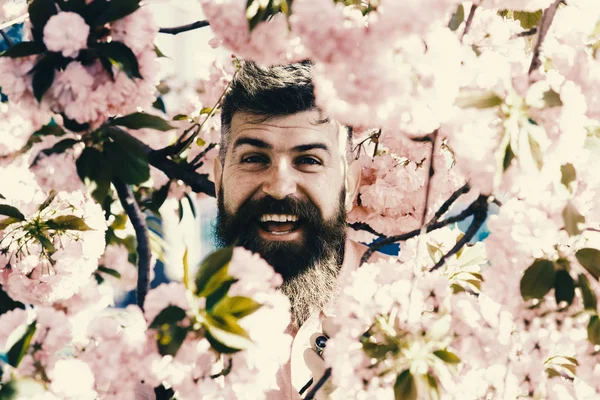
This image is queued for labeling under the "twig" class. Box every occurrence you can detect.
[304,368,332,400]
[348,222,386,239]
[0,29,14,47]
[159,20,210,35]
[529,0,563,77]
[190,142,217,169]
[106,126,216,196]
[420,131,438,228]
[461,4,478,40]
[429,195,489,272]
[428,183,471,226]
[360,198,484,265]
[113,177,152,310]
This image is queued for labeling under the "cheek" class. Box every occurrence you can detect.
[222,174,257,213]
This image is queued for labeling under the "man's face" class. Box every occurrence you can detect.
[214,110,357,280]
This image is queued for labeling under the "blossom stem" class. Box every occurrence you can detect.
[304,368,332,400]
[113,177,151,310]
[429,195,489,272]
[158,20,210,35]
[106,126,215,196]
[529,0,563,77]
[0,29,14,47]
[360,195,488,265]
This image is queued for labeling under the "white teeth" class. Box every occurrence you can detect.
[259,214,299,223]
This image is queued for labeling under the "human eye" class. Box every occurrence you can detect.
[241,154,268,164]
[295,156,322,167]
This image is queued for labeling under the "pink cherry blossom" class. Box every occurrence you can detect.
[43,12,90,58]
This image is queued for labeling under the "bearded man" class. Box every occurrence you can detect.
[213,61,378,399]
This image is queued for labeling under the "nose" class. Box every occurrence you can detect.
[261,160,297,200]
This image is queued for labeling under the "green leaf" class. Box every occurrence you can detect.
[205,330,242,354]
[31,56,56,102]
[56,0,87,13]
[112,112,174,131]
[61,113,90,133]
[520,259,556,300]
[46,215,92,231]
[578,273,597,311]
[0,205,25,221]
[105,126,147,159]
[151,182,170,212]
[541,89,563,108]
[0,217,21,230]
[32,123,65,137]
[212,296,262,319]
[195,247,234,297]
[149,305,187,329]
[587,315,600,345]
[394,369,418,400]
[576,248,600,281]
[0,378,46,399]
[7,322,37,368]
[206,279,238,312]
[152,97,166,113]
[154,45,168,58]
[38,191,57,211]
[433,349,461,364]
[425,373,440,400]
[172,114,190,121]
[91,42,142,80]
[448,4,465,31]
[554,269,575,306]
[76,147,112,203]
[28,0,58,41]
[503,143,516,171]
[204,314,253,352]
[528,133,544,171]
[104,141,150,185]
[93,0,141,27]
[34,138,79,164]
[362,341,399,359]
[184,193,196,219]
[0,284,25,316]
[97,265,121,279]
[561,163,576,188]
[503,10,543,29]
[37,234,56,254]
[563,202,585,236]
[1,41,45,58]
[456,91,503,109]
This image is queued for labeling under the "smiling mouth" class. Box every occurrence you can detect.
[258,214,301,235]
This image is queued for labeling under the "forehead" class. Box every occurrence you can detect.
[229,110,346,153]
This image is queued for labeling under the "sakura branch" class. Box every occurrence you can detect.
[158,20,210,35]
[461,4,478,40]
[419,130,438,228]
[429,194,489,272]
[113,177,152,309]
[528,0,564,77]
[428,182,471,226]
[106,127,216,196]
[360,194,485,265]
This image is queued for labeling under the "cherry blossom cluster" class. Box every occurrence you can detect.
[0,0,159,128]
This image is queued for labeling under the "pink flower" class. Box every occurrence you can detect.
[43,12,90,58]
[49,359,97,400]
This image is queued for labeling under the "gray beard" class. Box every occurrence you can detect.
[280,259,341,331]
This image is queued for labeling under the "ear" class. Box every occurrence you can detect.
[344,159,361,212]
[213,157,223,198]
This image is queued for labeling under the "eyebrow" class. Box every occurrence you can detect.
[233,137,330,154]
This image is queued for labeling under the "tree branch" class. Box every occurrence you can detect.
[348,222,386,239]
[420,131,438,228]
[159,20,210,35]
[462,4,478,40]
[360,196,486,265]
[529,0,563,77]
[429,195,489,272]
[428,183,471,226]
[113,177,152,310]
[190,142,217,169]
[303,368,332,400]
[106,126,216,196]
[0,29,14,48]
